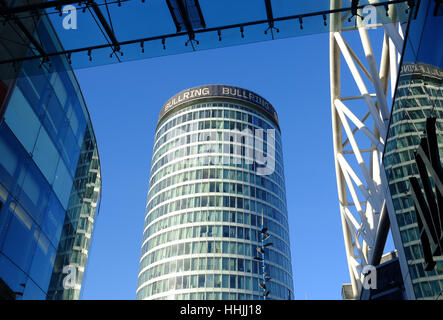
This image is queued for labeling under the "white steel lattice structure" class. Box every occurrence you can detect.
[329,1,413,299]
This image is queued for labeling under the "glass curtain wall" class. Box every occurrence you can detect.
[383,0,443,300]
[137,86,294,300]
[0,15,101,300]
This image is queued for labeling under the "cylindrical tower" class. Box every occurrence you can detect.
[136,85,293,300]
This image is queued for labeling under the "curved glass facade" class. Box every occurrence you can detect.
[0,16,101,300]
[384,64,443,299]
[382,0,443,300]
[137,85,293,300]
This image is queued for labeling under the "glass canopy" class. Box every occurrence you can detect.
[0,0,415,79]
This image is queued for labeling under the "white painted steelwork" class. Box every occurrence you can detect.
[329,0,414,299]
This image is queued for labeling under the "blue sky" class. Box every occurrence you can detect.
[74,31,387,300]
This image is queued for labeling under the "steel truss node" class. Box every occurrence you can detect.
[329,1,413,299]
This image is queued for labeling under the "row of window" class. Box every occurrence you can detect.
[145,194,288,235]
[386,134,422,154]
[387,162,419,182]
[150,154,285,193]
[387,119,443,143]
[400,226,421,244]
[409,260,443,281]
[386,120,423,141]
[146,183,286,221]
[143,209,290,246]
[397,78,442,92]
[413,279,443,299]
[151,137,281,179]
[145,292,260,300]
[139,240,292,280]
[384,149,418,171]
[137,273,290,300]
[404,243,425,263]
[388,179,413,197]
[155,103,281,150]
[396,77,442,92]
[140,226,291,266]
[395,209,417,229]
[148,176,285,213]
[138,255,292,290]
[150,142,285,181]
[153,127,282,167]
[395,95,442,110]
[390,107,443,124]
[154,123,282,170]
[12,71,87,178]
[149,166,286,204]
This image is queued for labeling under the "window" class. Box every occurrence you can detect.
[245,277,252,290]
[238,259,244,272]
[229,197,235,208]
[198,274,205,288]
[176,276,183,289]
[191,275,198,288]
[206,274,214,288]
[53,159,73,208]
[200,225,207,237]
[33,127,60,184]
[238,242,244,255]
[222,241,229,253]
[237,198,243,209]
[245,260,251,273]
[237,212,244,224]
[2,203,39,271]
[229,226,236,238]
[191,258,198,271]
[222,275,229,288]
[238,227,244,239]
[4,87,41,153]
[230,275,236,289]
[230,258,236,271]
[177,259,183,272]
[229,242,236,254]
[222,258,229,270]
[223,226,229,237]
[168,277,175,290]
[207,257,213,270]
[184,259,190,271]
[199,257,206,270]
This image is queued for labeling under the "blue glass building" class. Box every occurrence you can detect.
[0,16,101,300]
[137,85,294,300]
[382,0,443,300]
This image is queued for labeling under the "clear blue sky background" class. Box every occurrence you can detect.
[75,30,392,300]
